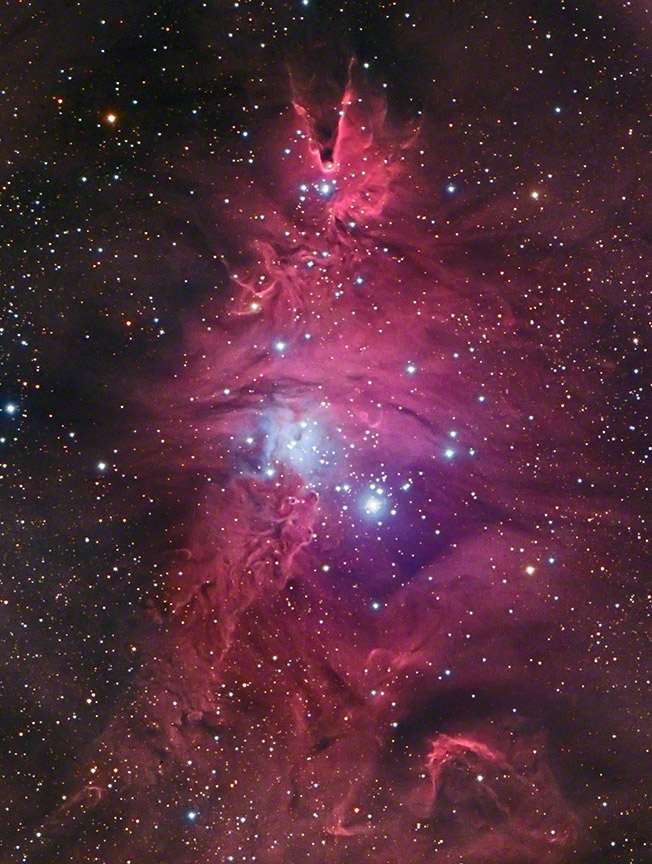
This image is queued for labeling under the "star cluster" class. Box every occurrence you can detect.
[0,2,650,864]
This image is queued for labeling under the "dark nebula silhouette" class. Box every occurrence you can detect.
[1,2,650,863]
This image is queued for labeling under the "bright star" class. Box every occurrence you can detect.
[363,495,383,515]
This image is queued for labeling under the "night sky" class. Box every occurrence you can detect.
[1,1,651,862]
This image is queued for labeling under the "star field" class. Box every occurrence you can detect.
[0,2,650,863]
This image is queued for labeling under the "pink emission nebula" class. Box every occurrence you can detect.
[1,3,650,864]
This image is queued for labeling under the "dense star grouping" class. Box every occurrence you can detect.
[0,1,650,863]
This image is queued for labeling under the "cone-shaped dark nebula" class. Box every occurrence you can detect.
[1,2,650,863]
